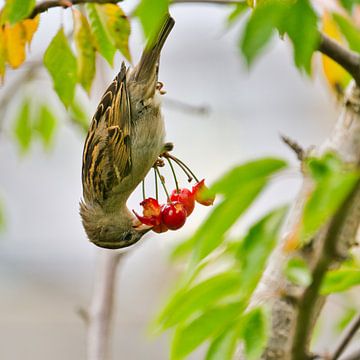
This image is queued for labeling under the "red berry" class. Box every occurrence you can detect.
[170,188,195,216]
[192,179,215,206]
[132,197,161,226]
[161,202,187,230]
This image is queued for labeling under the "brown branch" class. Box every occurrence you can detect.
[29,0,120,19]
[87,250,123,360]
[291,181,360,360]
[318,33,360,86]
[280,134,305,160]
[331,313,360,360]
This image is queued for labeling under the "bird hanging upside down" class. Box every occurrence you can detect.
[80,15,175,249]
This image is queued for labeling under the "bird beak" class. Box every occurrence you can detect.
[133,222,153,235]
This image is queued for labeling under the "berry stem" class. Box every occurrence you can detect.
[165,153,200,183]
[154,167,159,201]
[166,157,179,192]
[142,179,146,201]
[155,166,170,201]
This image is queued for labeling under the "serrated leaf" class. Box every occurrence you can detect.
[237,206,287,297]
[44,28,77,107]
[211,158,287,197]
[13,99,32,153]
[171,302,243,360]
[285,257,312,286]
[281,0,319,74]
[205,327,238,360]
[300,167,359,243]
[321,11,351,92]
[241,307,268,360]
[86,4,116,65]
[333,13,360,53]
[101,4,131,62]
[35,105,57,149]
[321,267,360,294]
[4,22,26,68]
[136,0,169,43]
[73,9,96,93]
[156,271,241,331]
[2,0,35,24]
[240,1,287,66]
[190,180,266,266]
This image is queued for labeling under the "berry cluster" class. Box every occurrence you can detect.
[133,179,215,234]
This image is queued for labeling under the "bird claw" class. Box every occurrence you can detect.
[153,159,165,167]
[156,81,166,95]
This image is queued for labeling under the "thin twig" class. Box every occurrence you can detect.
[29,0,120,19]
[163,97,210,115]
[280,134,305,161]
[331,313,360,360]
[318,33,360,86]
[87,250,123,360]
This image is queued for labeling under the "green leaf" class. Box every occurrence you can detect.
[227,2,249,25]
[136,0,169,43]
[237,206,287,297]
[321,267,360,294]
[190,180,266,266]
[171,302,243,360]
[241,307,268,360]
[35,105,57,149]
[156,271,241,330]
[102,4,132,62]
[333,13,360,53]
[13,99,32,153]
[73,9,96,94]
[2,0,35,24]
[336,308,357,332]
[211,158,287,197]
[307,153,343,181]
[281,0,319,73]
[285,257,312,286]
[44,28,77,107]
[86,4,116,65]
[205,327,238,360]
[240,1,287,66]
[300,168,359,243]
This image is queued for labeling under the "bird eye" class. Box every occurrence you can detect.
[124,232,132,242]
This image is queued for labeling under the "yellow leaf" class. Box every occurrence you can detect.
[22,15,39,45]
[322,11,351,93]
[4,22,26,68]
[101,4,131,62]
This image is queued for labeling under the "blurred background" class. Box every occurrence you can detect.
[0,1,358,359]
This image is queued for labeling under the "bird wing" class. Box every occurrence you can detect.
[82,63,132,203]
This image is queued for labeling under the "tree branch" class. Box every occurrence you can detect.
[331,313,360,360]
[29,0,120,19]
[318,33,360,87]
[235,83,360,360]
[87,250,123,360]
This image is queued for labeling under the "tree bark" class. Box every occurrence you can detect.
[235,83,360,359]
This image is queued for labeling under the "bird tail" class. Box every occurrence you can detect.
[133,14,175,82]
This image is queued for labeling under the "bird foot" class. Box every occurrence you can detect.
[156,82,166,95]
[153,158,165,167]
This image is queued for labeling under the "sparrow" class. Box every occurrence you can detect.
[80,14,175,249]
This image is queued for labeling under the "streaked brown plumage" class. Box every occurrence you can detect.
[80,15,175,249]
